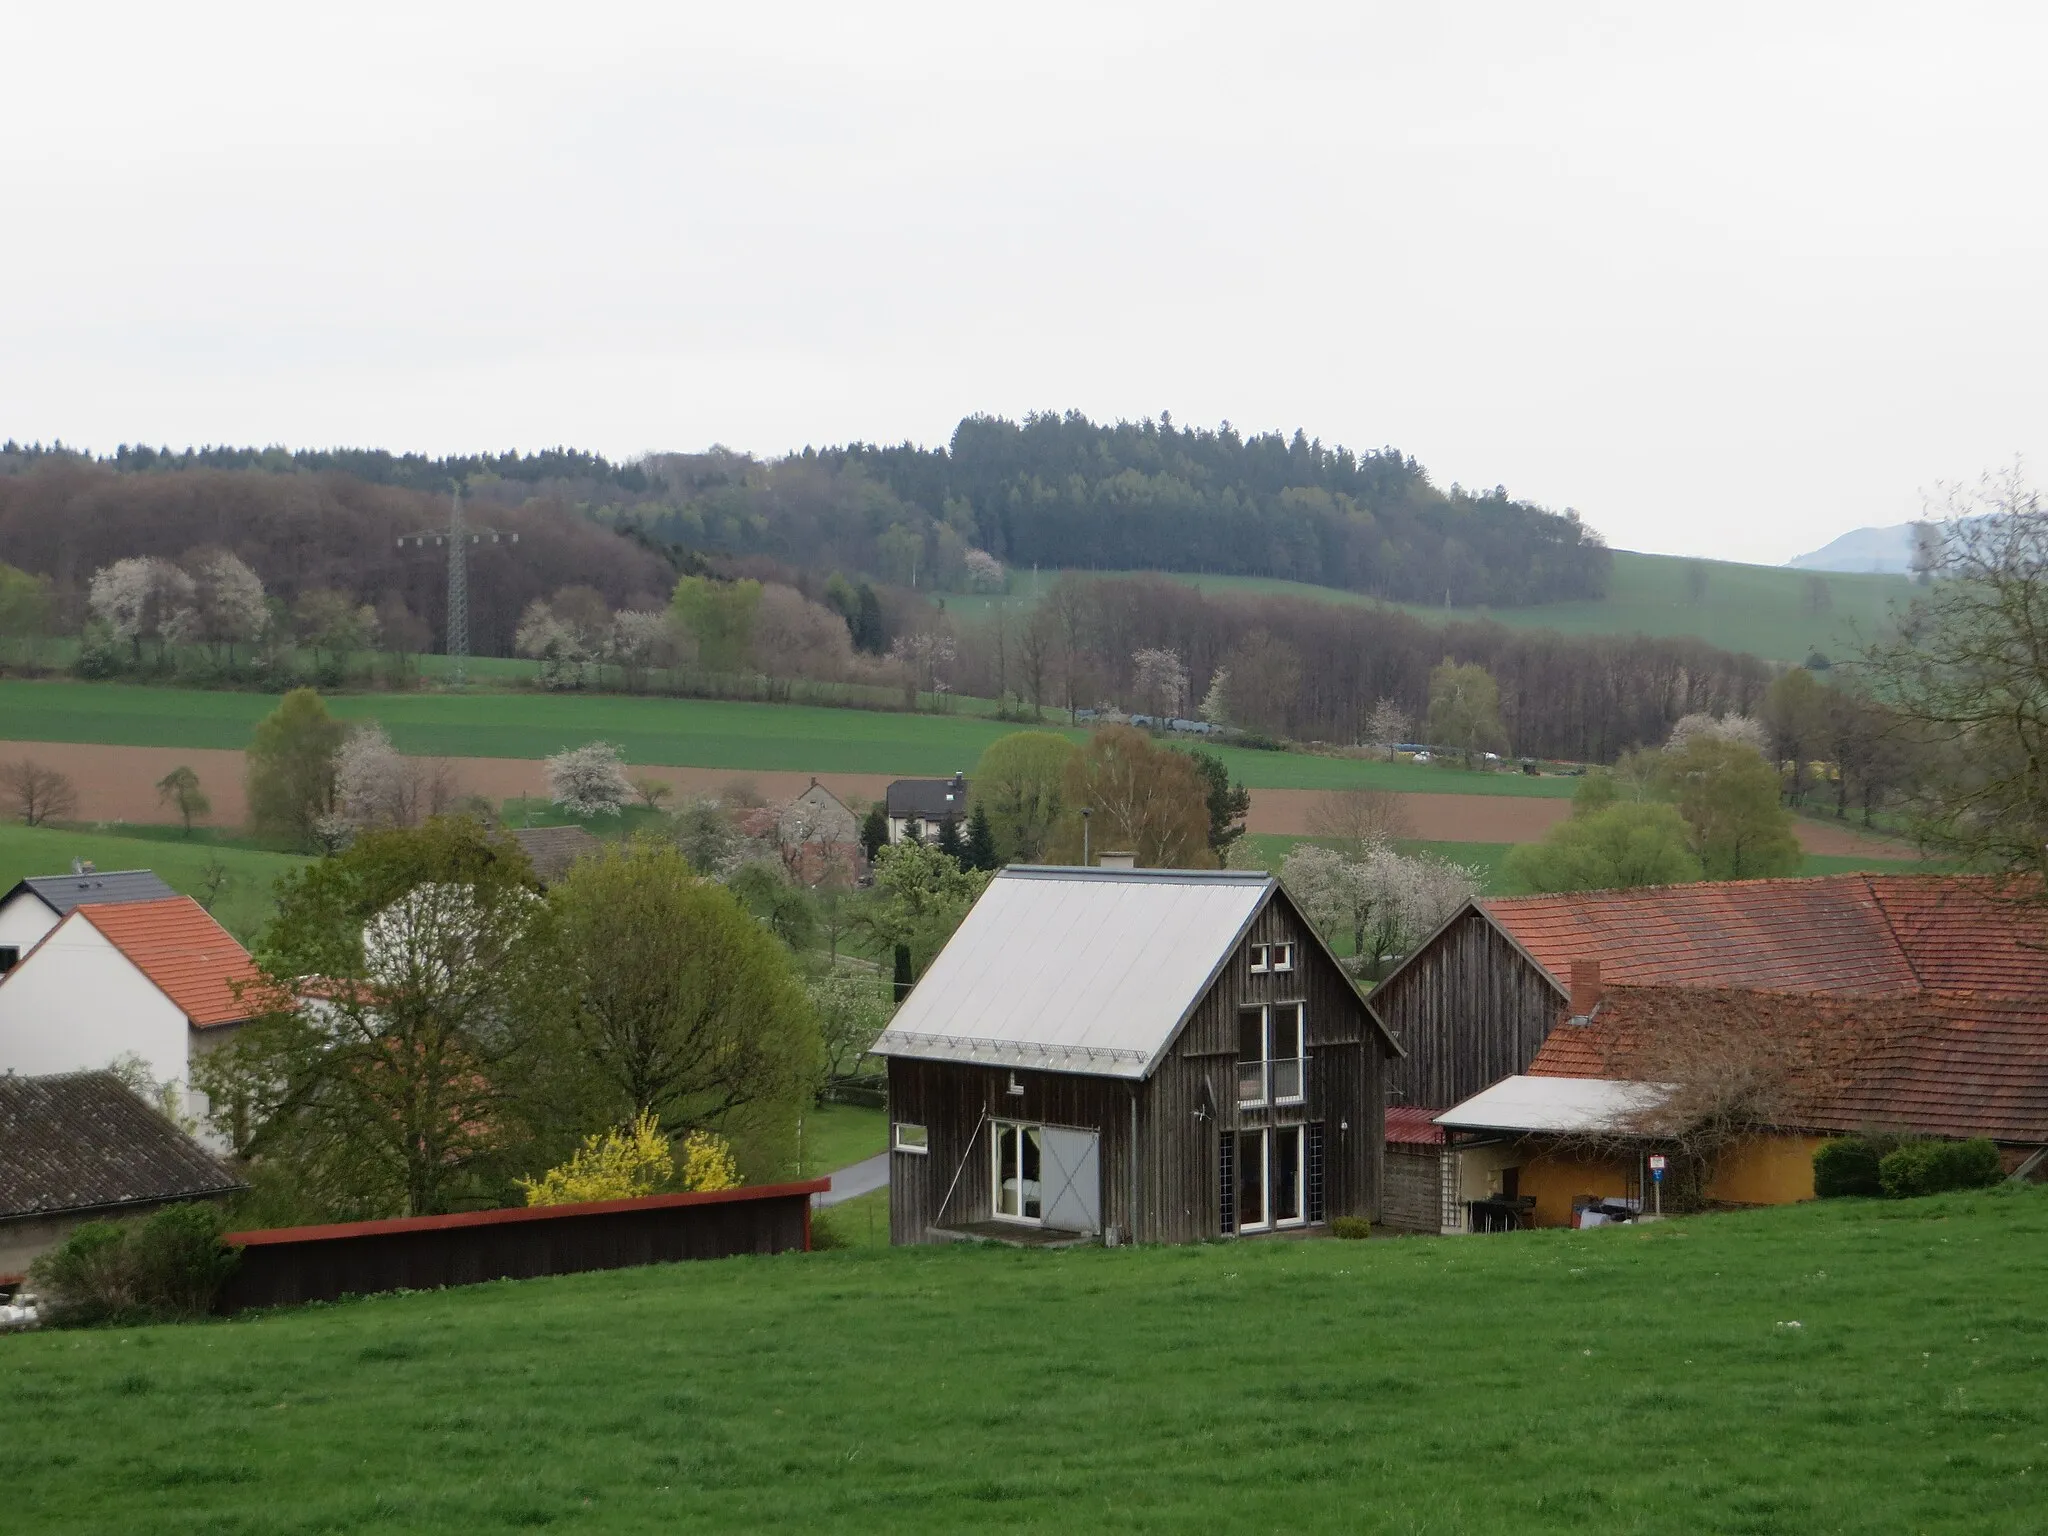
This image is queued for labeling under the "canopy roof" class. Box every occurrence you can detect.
[1434,1075,1672,1136]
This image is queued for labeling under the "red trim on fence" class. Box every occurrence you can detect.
[224,1179,830,1248]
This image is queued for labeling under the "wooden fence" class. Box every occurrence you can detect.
[216,1180,827,1312]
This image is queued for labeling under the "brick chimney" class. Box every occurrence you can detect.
[1569,958,1603,1019]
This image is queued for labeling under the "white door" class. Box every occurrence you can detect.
[1039,1127,1101,1234]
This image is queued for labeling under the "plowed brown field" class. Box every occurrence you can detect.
[0,740,1912,860]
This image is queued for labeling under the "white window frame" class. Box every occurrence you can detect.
[1233,1126,1309,1235]
[892,1122,929,1155]
[991,1119,1044,1226]
[1237,1001,1307,1108]
[1271,942,1295,972]
[1248,943,1270,973]
[1236,1127,1270,1232]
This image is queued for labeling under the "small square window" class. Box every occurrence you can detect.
[0,944,18,975]
[1248,943,1270,973]
[1271,943,1295,972]
[893,1122,929,1154]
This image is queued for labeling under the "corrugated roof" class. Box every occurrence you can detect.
[872,867,1274,1078]
[1531,984,2048,1144]
[1435,1075,1672,1135]
[76,897,263,1028]
[9,870,178,917]
[0,1070,243,1220]
[1385,1106,1446,1146]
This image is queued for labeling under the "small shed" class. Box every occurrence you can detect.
[873,867,1400,1245]
[0,1070,244,1277]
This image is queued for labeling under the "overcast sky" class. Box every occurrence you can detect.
[6,3,2044,565]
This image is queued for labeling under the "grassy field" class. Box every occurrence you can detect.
[796,1104,887,1179]
[4,1186,2041,1533]
[0,823,306,942]
[0,680,1577,796]
[951,551,1919,665]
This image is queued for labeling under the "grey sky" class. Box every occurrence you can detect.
[6,3,2044,564]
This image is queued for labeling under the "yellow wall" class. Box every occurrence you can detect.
[1704,1135,1824,1206]
[1518,1146,1640,1229]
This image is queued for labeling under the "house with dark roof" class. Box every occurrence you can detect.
[872,867,1399,1246]
[0,897,266,1146]
[0,870,179,974]
[509,825,603,885]
[0,1070,244,1277]
[884,773,968,844]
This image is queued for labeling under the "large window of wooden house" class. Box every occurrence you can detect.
[1237,1002,1305,1106]
[1226,1126,1307,1233]
[992,1120,1043,1223]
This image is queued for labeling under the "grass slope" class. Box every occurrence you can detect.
[0,681,1575,795]
[951,551,1918,665]
[0,824,305,942]
[4,1188,2042,1533]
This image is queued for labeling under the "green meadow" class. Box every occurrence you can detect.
[0,681,1576,795]
[4,1186,2042,1533]
[947,550,1919,666]
[0,823,306,943]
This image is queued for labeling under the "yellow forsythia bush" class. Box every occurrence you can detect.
[680,1129,742,1192]
[520,1112,674,1206]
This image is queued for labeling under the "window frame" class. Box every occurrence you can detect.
[1228,1126,1310,1235]
[1270,941,1295,972]
[991,1119,1045,1226]
[1247,942,1271,973]
[1236,1001,1307,1108]
[892,1122,929,1155]
[1236,1128,1270,1232]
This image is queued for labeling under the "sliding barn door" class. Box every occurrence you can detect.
[1039,1127,1101,1234]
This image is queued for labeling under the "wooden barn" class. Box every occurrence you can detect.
[873,867,1399,1246]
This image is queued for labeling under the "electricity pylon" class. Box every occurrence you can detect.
[396,485,517,686]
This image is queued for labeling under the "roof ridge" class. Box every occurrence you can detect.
[1857,869,1928,993]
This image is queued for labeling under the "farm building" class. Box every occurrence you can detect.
[0,1070,244,1278]
[0,896,265,1143]
[884,773,968,844]
[0,869,178,974]
[873,867,1399,1246]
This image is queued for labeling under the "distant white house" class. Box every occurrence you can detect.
[0,869,177,975]
[0,896,264,1144]
[885,774,969,844]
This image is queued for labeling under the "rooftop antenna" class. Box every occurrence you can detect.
[397,484,517,687]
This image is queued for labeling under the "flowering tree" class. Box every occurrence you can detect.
[888,630,956,706]
[962,548,1006,592]
[516,598,592,690]
[1664,712,1770,756]
[607,610,676,692]
[88,557,194,665]
[520,1111,673,1206]
[1199,668,1232,728]
[1130,646,1189,720]
[546,741,632,817]
[174,551,268,667]
[1281,841,1480,981]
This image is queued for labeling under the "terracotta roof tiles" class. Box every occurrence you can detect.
[78,897,263,1028]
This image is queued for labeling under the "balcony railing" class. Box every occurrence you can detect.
[1237,1057,1304,1106]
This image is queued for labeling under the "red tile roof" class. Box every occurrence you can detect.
[1384,1106,1446,1146]
[1481,874,2048,1000]
[78,897,263,1028]
[1529,984,2048,1144]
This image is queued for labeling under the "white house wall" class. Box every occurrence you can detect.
[0,894,60,960]
[0,916,190,1105]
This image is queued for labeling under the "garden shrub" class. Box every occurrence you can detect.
[30,1203,238,1325]
[1331,1216,1373,1240]
[1813,1137,1887,1198]
[1878,1138,2004,1199]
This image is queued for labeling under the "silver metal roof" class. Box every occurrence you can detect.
[871,867,1274,1080]
[1434,1075,1673,1136]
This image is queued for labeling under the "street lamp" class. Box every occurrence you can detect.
[1080,807,1092,867]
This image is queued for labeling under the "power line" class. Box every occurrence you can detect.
[396,486,517,686]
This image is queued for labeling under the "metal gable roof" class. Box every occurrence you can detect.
[872,867,1275,1079]
[8,870,178,917]
[1435,1075,1673,1136]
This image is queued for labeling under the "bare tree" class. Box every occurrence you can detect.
[1,759,77,825]
[1305,786,1416,856]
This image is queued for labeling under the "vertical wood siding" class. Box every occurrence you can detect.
[1374,910,1563,1109]
[888,887,1385,1245]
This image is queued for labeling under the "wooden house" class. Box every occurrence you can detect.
[872,867,1400,1246]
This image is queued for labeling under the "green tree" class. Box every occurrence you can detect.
[0,561,54,666]
[858,802,889,861]
[726,861,820,952]
[245,688,345,849]
[853,583,887,654]
[936,816,965,866]
[198,819,564,1218]
[1504,803,1704,893]
[972,731,1079,862]
[547,840,820,1182]
[1662,736,1802,880]
[963,805,999,871]
[668,575,762,672]
[1054,725,1215,868]
[155,765,210,834]
[1763,667,1828,805]
[1425,659,1507,767]
[858,841,992,977]
[1185,749,1251,858]
[1571,770,1619,817]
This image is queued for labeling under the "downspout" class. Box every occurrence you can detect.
[1129,1088,1140,1245]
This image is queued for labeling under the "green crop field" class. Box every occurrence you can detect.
[0,823,306,942]
[0,681,1576,796]
[949,551,1919,665]
[5,1186,2042,1533]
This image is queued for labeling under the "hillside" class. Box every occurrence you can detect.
[948,550,1919,666]
[3,1187,2040,1532]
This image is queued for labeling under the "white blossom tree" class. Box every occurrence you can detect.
[962,548,1006,592]
[1281,841,1480,981]
[546,741,633,817]
[175,550,269,667]
[516,599,592,690]
[607,610,675,692]
[1199,669,1232,728]
[1665,712,1770,756]
[888,631,956,706]
[1130,646,1189,720]
[1366,698,1409,754]
[88,557,194,665]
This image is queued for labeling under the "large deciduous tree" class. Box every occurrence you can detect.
[1053,724,1215,868]
[1281,842,1479,981]
[1661,735,1802,880]
[1425,658,1507,767]
[1504,803,1703,894]
[246,687,346,849]
[972,731,1080,863]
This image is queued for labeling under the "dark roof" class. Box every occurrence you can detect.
[1385,1106,1446,1146]
[886,776,968,820]
[1475,874,2048,1000]
[510,825,603,883]
[0,1071,244,1221]
[1527,984,2048,1145]
[6,870,178,918]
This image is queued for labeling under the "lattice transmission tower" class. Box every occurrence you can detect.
[396,486,517,686]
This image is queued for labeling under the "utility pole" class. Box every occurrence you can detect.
[397,485,517,687]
